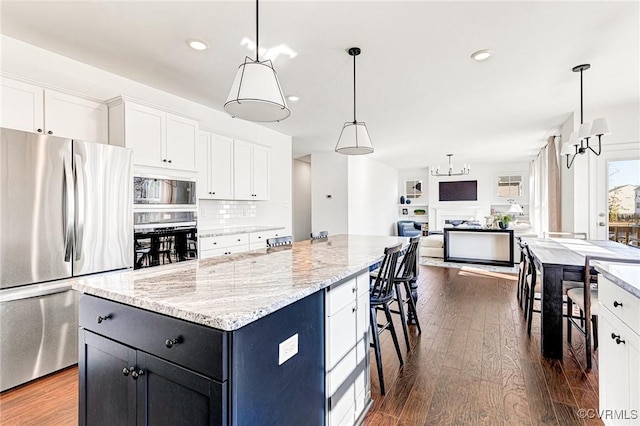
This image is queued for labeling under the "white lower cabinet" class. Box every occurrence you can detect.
[199,234,250,259]
[325,272,371,426]
[599,276,640,426]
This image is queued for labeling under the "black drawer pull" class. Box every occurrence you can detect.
[97,314,111,324]
[165,336,183,348]
[131,369,144,380]
[611,333,620,340]
[613,301,623,308]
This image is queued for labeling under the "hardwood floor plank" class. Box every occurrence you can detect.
[396,390,432,426]
[477,379,507,425]
[553,401,585,426]
[481,320,503,384]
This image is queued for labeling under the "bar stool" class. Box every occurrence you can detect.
[310,231,328,240]
[369,243,403,395]
[266,235,293,247]
[389,236,422,352]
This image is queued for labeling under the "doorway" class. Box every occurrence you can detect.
[593,142,640,240]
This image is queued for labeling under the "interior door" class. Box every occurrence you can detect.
[592,142,640,240]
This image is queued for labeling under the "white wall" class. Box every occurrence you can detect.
[347,156,398,236]
[292,159,311,241]
[311,152,348,235]
[1,35,293,232]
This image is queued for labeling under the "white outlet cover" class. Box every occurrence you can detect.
[278,333,299,365]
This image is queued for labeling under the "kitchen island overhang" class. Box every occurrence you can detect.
[72,234,409,426]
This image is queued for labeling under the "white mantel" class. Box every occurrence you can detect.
[432,206,490,231]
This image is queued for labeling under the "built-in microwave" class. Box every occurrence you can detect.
[133,177,196,206]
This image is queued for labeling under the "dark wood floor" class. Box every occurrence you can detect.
[0,265,601,425]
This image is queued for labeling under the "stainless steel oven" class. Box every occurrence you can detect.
[133,176,197,269]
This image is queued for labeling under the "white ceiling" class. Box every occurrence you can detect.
[1,1,638,170]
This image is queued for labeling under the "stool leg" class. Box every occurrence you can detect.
[403,280,422,334]
[370,306,386,395]
[394,282,411,352]
[384,303,404,367]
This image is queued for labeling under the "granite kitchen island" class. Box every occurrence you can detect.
[71,234,407,426]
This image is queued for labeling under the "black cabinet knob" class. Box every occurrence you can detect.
[47,130,53,135]
[162,159,167,162]
[168,160,172,163]
[165,337,182,348]
[613,301,623,308]
[611,333,620,340]
[212,192,215,194]
[131,369,144,380]
[122,367,133,377]
[37,128,43,133]
[97,314,111,324]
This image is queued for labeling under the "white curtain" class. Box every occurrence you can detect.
[530,144,550,237]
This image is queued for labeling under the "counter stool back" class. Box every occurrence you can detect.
[310,231,328,240]
[369,242,403,395]
[266,235,293,248]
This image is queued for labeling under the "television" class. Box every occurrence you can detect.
[439,180,478,201]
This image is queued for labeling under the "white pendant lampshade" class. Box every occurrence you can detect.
[508,203,524,213]
[560,142,573,156]
[590,117,611,136]
[335,121,374,155]
[224,57,290,122]
[335,47,374,155]
[578,121,592,139]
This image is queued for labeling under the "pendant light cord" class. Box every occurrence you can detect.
[256,0,259,61]
[353,52,357,124]
[579,68,583,125]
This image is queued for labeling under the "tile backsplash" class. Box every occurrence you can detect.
[198,199,258,229]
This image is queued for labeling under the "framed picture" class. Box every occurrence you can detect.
[402,208,408,215]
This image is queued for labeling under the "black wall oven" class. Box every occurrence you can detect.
[133,177,197,269]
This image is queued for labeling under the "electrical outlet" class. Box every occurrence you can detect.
[278,334,298,365]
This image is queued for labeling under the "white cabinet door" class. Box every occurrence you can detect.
[233,140,253,200]
[252,144,270,200]
[0,78,44,133]
[44,89,108,143]
[165,113,197,171]
[599,309,639,426]
[124,102,166,168]
[197,131,211,199]
[210,134,234,200]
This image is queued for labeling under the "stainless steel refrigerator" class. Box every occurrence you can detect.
[0,127,133,391]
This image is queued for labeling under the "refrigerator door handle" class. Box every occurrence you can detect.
[74,154,85,261]
[63,156,74,262]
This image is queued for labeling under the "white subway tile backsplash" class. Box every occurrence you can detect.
[198,199,260,229]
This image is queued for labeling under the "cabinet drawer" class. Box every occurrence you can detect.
[200,233,250,251]
[249,230,283,244]
[200,246,249,259]
[327,302,358,369]
[326,278,358,317]
[79,295,228,381]
[600,277,640,332]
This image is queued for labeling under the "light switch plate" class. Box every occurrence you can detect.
[278,333,298,365]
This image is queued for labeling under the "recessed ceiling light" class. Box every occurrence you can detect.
[186,39,208,51]
[286,95,300,102]
[471,49,494,61]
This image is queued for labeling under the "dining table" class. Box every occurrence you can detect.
[522,237,640,360]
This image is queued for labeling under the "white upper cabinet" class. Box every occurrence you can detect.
[108,96,198,172]
[198,131,234,200]
[233,140,270,201]
[1,77,107,143]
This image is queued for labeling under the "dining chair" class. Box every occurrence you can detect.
[566,255,640,369]
[310,231,328,240]
[543,231,587,239]
[516,238,528,309]
[522,244,540,336]
[369,242,403,395]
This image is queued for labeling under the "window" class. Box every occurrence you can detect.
[497,175,523,198]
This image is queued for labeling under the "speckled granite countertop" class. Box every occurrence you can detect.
[71,234,408,331]
[198,225,285,238]
[595,262,640,299]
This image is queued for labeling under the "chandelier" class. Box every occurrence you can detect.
[431,154,470,177]
[560,64,611,169]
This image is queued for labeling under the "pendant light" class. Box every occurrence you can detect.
[560,64,611,169]
[224,0,290,122]
[335,47,374,155]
